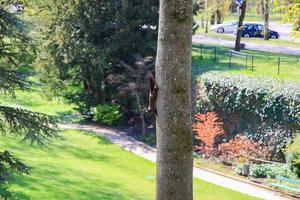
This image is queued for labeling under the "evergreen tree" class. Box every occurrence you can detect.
[0,2,57,197]
[39,0,159,117]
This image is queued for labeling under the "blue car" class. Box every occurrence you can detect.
[240,23,280,39]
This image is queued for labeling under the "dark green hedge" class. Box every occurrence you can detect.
[196,72,300,153]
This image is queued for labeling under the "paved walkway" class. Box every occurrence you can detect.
[60,123,294,200]
[192,35,300,55]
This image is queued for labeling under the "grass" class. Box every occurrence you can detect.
[0,85,82,122]
[192,44,300,81]
[0,130,260,200]
[194,11,282,23]
[225,13,282,23]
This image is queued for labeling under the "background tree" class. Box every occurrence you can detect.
[155,0,193,199]
[235,0,247,51]
[38,0,159,124]
[0,2,57,197]
[263,0,270,40]
[282,0,300,37]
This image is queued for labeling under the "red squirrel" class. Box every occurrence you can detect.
[146,71,158,114]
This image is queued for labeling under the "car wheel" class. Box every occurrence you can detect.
[217,27,224,33]
[270,35,277,39]
[244,34,250,38]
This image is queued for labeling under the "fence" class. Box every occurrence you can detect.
[192,44,300,79]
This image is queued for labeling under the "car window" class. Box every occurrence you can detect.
[247,24,253,30]
[257,25,263,30]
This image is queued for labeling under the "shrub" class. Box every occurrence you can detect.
[192,112,224,155]
[249,164,290,179]
[92,104,123,125]
[197,72,300,156]
[234,165,243,175]
[250,164,271,178]
[218,135,263,163]
[285,133,300,178]
[137,133,156,147]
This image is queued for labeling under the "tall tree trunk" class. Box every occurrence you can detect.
[205,0,209,33]
[156,0,193,199]
[263,0,269,40]
[261,0,265,19]
[234,0,247,52]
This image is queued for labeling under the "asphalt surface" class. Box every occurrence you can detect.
[193,34,300,55]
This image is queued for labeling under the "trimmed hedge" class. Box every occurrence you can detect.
[198,72,300,123]
[196,72,300,153]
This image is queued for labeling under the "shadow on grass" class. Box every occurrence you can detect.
[0,185,31,200]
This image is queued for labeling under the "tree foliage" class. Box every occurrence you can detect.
[282,0,300,37]
[193,112,224,154]
[0,2,57,196]
[38,0,158,118]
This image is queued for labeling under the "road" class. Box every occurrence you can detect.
[193,34,300,55]
[268,22,300,43]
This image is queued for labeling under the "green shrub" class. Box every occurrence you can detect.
[234,165,243,175]
[249,164,290,178]
[197,72,300,152]
[250,164,271,178]
[92,104,123,125]
[285,133,300,178]
[137,133,156,147]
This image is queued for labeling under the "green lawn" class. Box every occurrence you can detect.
[192,44,300,81]
[0,130,259,200]
[224,13,282,23]
[194,12,282,23]
[0,87,81,122]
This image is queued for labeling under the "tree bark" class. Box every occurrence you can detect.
[155,0,193,200]
[234,0,247,52]
[205,0,209,33]
[263,0,269,40]
[261,0,265,19]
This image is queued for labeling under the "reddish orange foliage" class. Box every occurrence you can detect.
[218,135,262,161]
[192,112,224,153]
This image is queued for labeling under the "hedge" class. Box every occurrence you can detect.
[196,72,300,153]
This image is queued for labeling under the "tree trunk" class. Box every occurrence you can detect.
[261,0,265,19]
[201,13,204,28]
[134,92,146,135]
[205,0,209,33]
[155,0,193,200]
[263,0,269,40]
[234,0,247,52]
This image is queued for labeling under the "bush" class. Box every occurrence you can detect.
[92,104,123,125]
[197,72,300,155]
[249,164,290,179]
[250,164,271,178]
[198,72,300,124]
[234,165,243,175]
[192,112,224,155]
[285,133,300,178]
[218,135,263,164]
